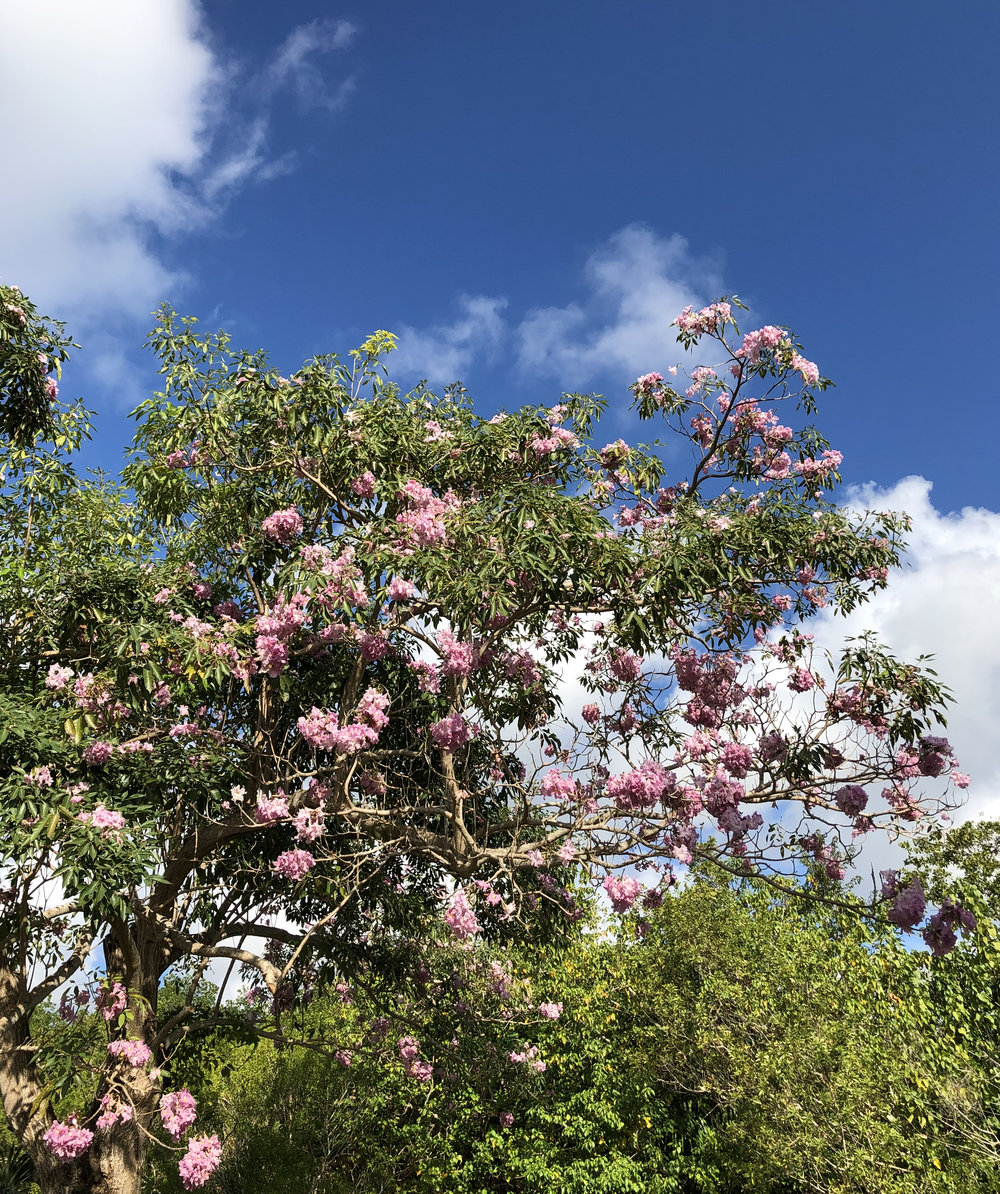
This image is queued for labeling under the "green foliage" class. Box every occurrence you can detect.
[144,874,1000,1194]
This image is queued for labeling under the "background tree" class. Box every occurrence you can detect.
[145,871,999,1194]
[0,291,972,1193]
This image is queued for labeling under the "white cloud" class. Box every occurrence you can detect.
[390,226,725,391]
[0,3,356,328]
[392,295,508,384]
[515,225,723,387]
[804,477,1000,878]
[267,18,358,111]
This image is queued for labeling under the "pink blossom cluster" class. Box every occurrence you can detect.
[672,648,746,729]
[790,352,820,386]
[509,1045,546,1073]
[608,648,643,682]
[26,765,53,787]
[528,425,579,456]
[540,768,577,801]
[430,712,472,752]
[923,901,977,956]
[78,804,126,837]
[881,872,926,930]
[503,649,541,689]
[409,657,442,693]
[45,663,74,688]
[537,1001,563,1020]
[317,545,369,607]
[274,849,316,881]
[261,506,304,544]
[43,1119,93,1161]
[438,628,483,677]
[255,595,308,677]
[736,325,787,364]
[607,760,674,811]
[96,1093,134,1130]
[633,372,664,399]
[108,1038,152,1067]
[835,784,869,816]
[673,301,732,336]
[255,791,290,822]
[178,1134,222,1190]
[82,741,114,766]
[293,806,325,843]
[351,470,376,497]
[160,1089,198,1142]
[387,576,416,601]
[394,480,460,551]
[603,874,642,912]
[444,888,481,938]
[398,1035,434,1081]
[793,449,842,479]
[685,366,718,399]
[599,438,630,468]
[297,687,389,754]
[96,981,127,1022]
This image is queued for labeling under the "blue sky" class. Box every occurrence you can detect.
[2,0,997,506]
[2,1,999,832]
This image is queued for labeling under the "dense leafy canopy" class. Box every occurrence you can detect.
[0,288,974,1193]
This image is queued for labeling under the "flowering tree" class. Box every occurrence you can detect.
[0,291,971,1194]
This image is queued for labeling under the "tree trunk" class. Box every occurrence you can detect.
[1,964,159,1194]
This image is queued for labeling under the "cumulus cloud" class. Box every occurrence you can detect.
[515,225,723,387]
[802,477,1000,880]
[392,295,508,384]
[390,225,725,391]
[0,2,356,326]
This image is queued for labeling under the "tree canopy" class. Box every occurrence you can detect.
[0,287,973,1193]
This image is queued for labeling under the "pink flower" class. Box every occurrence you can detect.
[82,741,114,766]
[398,1035,420,1062]
[672,302,731,337]
[274,849,315,881]
[537,1001,563,1020]
[96,981,127,1021]
[444,889,481,939]
[79,804,126,837]
[791,352,820,386]
[26,765,53,787]
[787,667,815,693]
[351,470,376,497]
[603,874,642,913]
[96,1092,134,1130]
[45,663,74,689]
[431,712,472,752]
[540,769,576,801]
[500,1112,515,1128]
[293,806,325,843]
[634,371,664,396]
[736,325,787,363]
[108,1038,153,1067]
[160,1089,198,1142]
[261,506,304,544]
[43,1120,93,1161]
[255,792,290,822]
[835,785,868,816]
[387,576,416,601]
[608,760,674,811]
[178,1134,222,1190]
